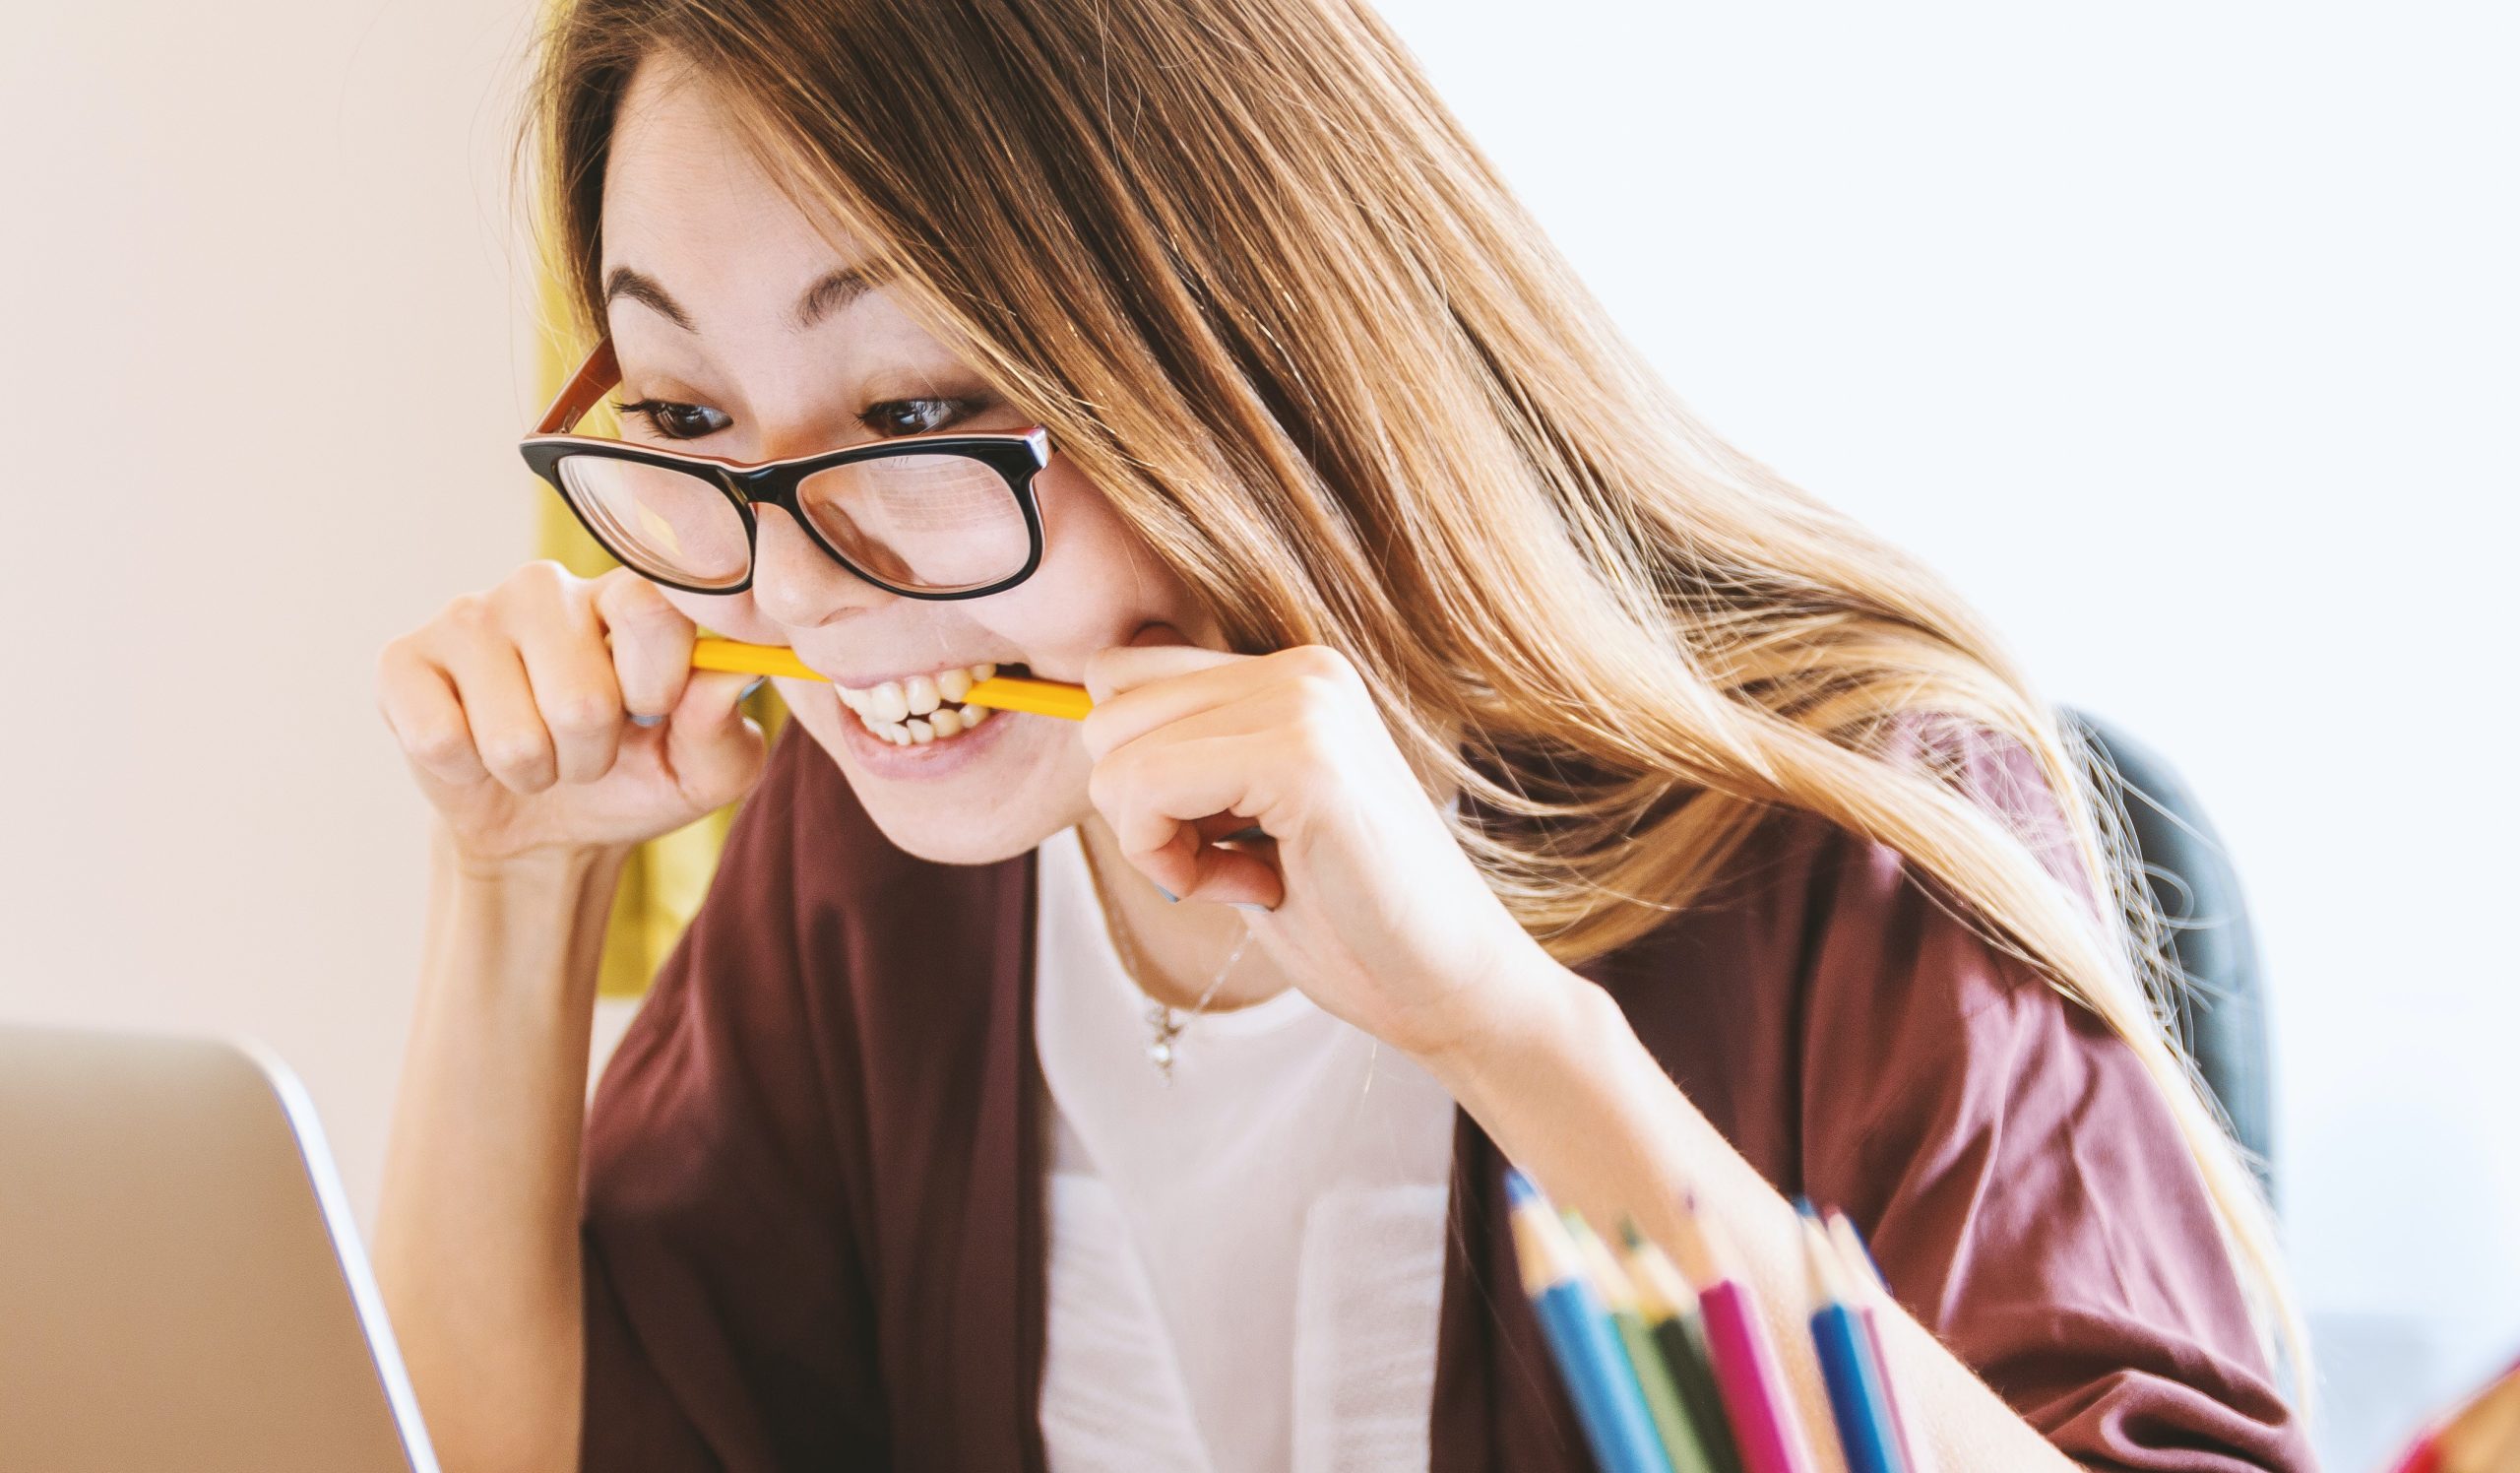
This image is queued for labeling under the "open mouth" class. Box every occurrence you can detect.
[834,662,1026,746]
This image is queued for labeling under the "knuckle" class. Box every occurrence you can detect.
[439,592,493,636]
[605,569,679,622]
[495,559,576,616]
[374,639,419,690]
[1076,709,1119,761]
[544,690,617,736]
[479,731,551,782]
[408,722,472,767]
[517,556,575,591]
[1282,644,1353,682]
[1085,757,1127,815]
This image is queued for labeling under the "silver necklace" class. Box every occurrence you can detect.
[1079,841,1253,1084]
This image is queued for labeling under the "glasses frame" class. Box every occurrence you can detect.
[517,338,1053,601]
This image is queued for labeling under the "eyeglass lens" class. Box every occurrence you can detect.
[555,449,1032,594]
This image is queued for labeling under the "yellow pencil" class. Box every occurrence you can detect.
[688,637,1094,722]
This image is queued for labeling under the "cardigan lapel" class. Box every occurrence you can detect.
[915,847,1047,1473]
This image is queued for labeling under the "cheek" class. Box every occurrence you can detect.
[958,455,1203,671]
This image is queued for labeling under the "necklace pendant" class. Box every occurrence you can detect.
[1147,1009,1182,1083]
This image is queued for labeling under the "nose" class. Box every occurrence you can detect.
[746,504,887,629]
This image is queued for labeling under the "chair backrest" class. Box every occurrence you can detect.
[2058,708,2276,1201]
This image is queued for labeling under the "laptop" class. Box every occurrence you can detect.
[0,1024,440,1472]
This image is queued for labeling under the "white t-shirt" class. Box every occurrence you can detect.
[1032,825,1458,1473]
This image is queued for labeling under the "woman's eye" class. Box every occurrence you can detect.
[858,398,975,437]
[613,398,730,441]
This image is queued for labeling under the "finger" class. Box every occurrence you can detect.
[1192,811,1270,845]
[1135,819,1286,910]
[1082,644,1358,764]
[432,622,557,793]
[1091,728,1301,895]
[1080,650,1262,760]
[662,668,769,806]
[506,583,626,786]
[596,569,695,722]
[1081,623,1240,705]
[377,641,489,787]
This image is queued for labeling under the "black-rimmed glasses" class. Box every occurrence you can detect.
[518,338,1052,600]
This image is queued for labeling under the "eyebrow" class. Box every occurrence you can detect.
[601,264,880,334]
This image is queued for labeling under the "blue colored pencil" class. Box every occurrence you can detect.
[1826,1211,1930,1473]
[1504,1171,1676,1473]
[1799,1212,1907,1473]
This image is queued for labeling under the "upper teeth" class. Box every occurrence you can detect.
[838,664,1000,746]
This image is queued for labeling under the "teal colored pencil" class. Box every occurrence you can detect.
[1567,1213,1720,1473]
[1504,1173,1674,1473]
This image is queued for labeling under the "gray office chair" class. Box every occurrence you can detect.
[2060,708,2275,1202]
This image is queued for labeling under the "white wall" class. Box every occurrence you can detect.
[0,0,542,1214]
[1,1,2507,1464]
[1371,0,2518,1459]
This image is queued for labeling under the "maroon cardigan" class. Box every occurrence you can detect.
[577,721,2314,1471]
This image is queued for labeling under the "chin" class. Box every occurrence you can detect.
[861,814,1052,867]
[783,676,1085,865]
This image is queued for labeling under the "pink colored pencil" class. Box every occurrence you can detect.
[1666,1194,1818,1473]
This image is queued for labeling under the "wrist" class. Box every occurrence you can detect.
[429,817,634,892]
[420,819,629,1019]
[1406,933,1602,1102]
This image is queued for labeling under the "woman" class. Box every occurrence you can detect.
[371,0,2315,1469]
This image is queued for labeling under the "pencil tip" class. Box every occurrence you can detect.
[1792,1194,1820,1220]
[1799,1215,1843,1298]
[1503,1169,1539,1209]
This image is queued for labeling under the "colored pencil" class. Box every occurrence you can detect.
[1825,1212,1929,1473]
[1566,1212,1722,1473]
[1504,1172,1675,1473]
[1665,1194,1819,1473]
[689,637,1093,720]
[1620,1222,1746,1473]
[1800,1213,1907,1473]
[2392,1352,2520,1473]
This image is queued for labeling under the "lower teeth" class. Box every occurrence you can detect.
[859,700,987,746]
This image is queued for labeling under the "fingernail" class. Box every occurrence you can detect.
[1155,885,1178,903]
[629,712,666,728]
[739,675,767,701]
[1231,902,1274,915]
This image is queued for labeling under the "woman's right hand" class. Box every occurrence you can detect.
[376,559,770,867]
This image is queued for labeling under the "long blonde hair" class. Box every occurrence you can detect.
[521,0,2303,1384]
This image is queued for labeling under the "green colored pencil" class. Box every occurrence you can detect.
[1621,1222,1746,1473]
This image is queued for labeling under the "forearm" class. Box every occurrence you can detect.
[1420,953,2077,1473]
[373,821,628,1473]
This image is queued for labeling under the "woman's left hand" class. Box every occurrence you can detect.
[1081,628,1559,1061]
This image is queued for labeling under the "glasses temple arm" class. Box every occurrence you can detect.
[534,338,622,435]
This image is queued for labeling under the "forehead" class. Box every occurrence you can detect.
[599,54,870,327]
